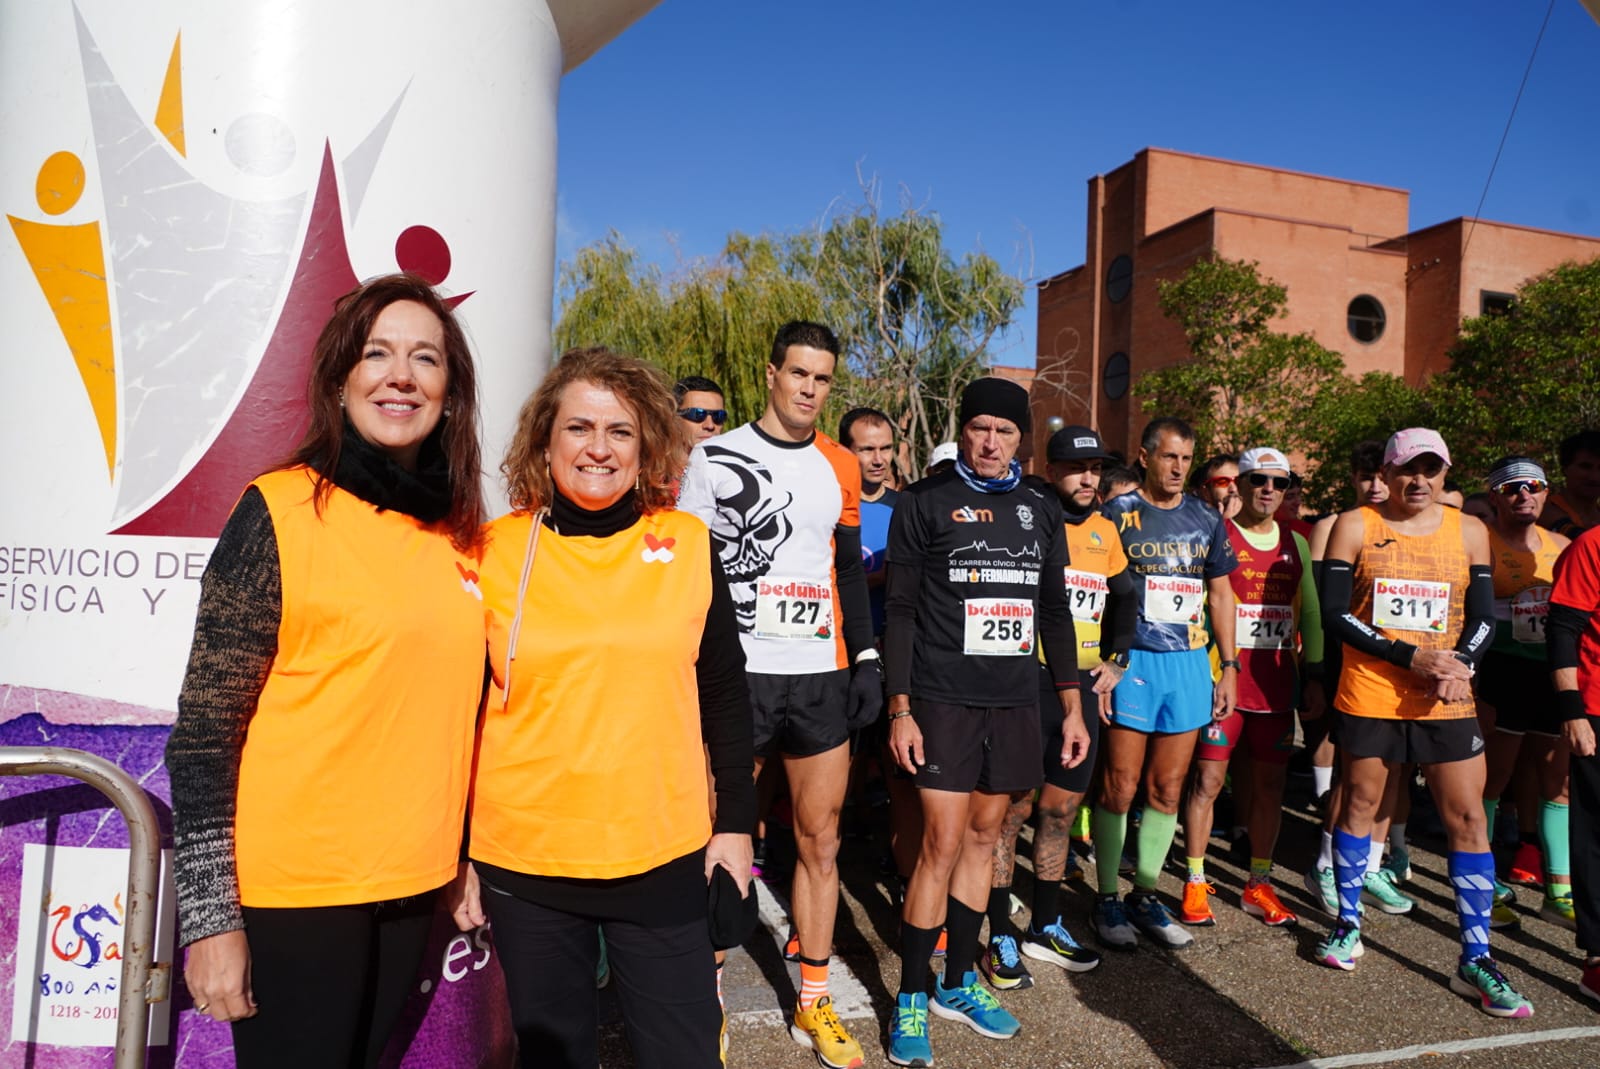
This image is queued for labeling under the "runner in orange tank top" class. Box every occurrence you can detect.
[1317,428,1532,1018]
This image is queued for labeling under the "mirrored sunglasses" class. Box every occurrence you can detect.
[678,407,727,425]
[1493,479,1548,497]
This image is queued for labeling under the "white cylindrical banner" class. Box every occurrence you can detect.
[0,0,582,1062]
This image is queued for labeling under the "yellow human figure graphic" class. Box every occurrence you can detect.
[8,151,117,475]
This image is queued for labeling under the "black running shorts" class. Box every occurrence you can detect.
[748,668,851,758]
[911,700,1042,795]
[1337,711,1485,765]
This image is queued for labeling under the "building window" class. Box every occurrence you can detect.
[1104,352,1130,399]
[1347,295,1385,343]
[1106,255,1133,304]
[1481,290,1514,316]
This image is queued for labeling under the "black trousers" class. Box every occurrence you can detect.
[481,880,721,1069]
[1571,750,1600,957]
[229,890,437,1069]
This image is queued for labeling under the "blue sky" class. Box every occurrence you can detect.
[555,0,1600,367]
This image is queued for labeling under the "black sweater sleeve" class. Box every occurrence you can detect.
[698,551,756,835]
[834,524,873,662]
[1038,524,1079,690]
[164,487,281,946]
[1103,569,1137,657]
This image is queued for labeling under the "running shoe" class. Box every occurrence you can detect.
[1507,841,1544,889]
[789,995,866,1068]
[1450,955,1534,1019]
[1361,869,1415,915]
[930,970,1020,1040]
[1303,865,1340,917]
[1380,844,1412,884]
[751,836,766,879]
[1180,879,1216,926]
[1494,879,1517,906]
[933,928,947,957]
[1241,881,1297,927]
[886,992,932,1068]
[1540,892,1577,930]
[1128,891,1194,949]
[1009,892,1025,917]
[1580,960,1600,1005]
[979,934,1033,991]
[1021,918,1102,973]
[1490,900,1520,930]
[1315,923,1364,971]
[783,928,800,962]
[1093,895,1138,950]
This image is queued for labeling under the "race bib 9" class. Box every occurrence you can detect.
[754,576,833,640]
[1511,586,1550,645]
[1063,568,1109,624]
[1144,575,1204,625]
[1237,603,1294,649]
[1371,578,1449,633]
[963,598,1035,656]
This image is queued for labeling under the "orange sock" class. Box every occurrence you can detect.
[797,956,829,1010]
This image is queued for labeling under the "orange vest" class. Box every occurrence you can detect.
[1335,506,1473,721]
[471,509,714,879]
[235,468,485,907]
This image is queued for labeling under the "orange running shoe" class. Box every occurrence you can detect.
[1507,841,1544,890]
[1241,881,1298,927]
[1180,879,1216,926]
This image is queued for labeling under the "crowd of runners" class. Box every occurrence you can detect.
[165,275,1600,1069]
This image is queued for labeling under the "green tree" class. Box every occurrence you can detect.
[1136,257,1345,460]
[553,181,1031,473]
[1300,371,1429,511]
[1427,257,1600,481]
[796,177,1026,472]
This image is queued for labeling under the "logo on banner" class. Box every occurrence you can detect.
[7,12,473,539]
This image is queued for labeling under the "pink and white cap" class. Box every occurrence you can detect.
[1384,427,1451,468]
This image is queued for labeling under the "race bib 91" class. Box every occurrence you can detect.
[1371,578,1449,633]
[1511,586,1550,645]
[1144,575,1204,625]
[963,598,1034,656]
[754,576,833,640]
[1237,603,1293,649]
[1063,568,1109,624]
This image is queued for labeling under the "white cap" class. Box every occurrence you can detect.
[929,442,959,468]
[1238,447,1291,474]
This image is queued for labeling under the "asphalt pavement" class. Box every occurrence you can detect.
[595,773,1600,1068]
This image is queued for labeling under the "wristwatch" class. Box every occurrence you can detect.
[1218,658,1242,671]
[1107,651,1130,669]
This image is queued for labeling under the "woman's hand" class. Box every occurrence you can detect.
[706,832,754,898]
[444,861,485,932]
[184,929,256,1023]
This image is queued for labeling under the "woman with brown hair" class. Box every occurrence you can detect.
[448,347,754,1069]
[166,273,488,1067]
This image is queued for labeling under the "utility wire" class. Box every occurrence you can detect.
[1464,0,1557,257]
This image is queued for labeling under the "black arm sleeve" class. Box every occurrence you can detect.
[834,524,873,662]
[1549,602,1587,673]
[164,487,281,946]
[1454,565,1495,667]
[698,552,756,835]
[1321,559,1417,669]
[1103,569,1137,657]
[883,562,918,696]
[1038,527,1079,690]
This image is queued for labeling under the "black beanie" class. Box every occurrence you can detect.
[958,377,1031,434]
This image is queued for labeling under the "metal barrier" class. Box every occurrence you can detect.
[0,746,171,1069]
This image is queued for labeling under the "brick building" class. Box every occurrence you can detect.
[1031,148,1600,459]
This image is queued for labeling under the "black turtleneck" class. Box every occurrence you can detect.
[318,422,453,522]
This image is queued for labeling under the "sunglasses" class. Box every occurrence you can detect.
[678,407,727,425]
[1246,473,1292,490]
[1493,479,1548,496]
[1205,475,1236,489]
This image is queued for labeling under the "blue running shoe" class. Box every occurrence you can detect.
[1128,891,1193,949]
[887,992,933,1067]
[930,970,1019,1040]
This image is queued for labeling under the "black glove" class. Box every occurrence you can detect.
[846,658,885,731]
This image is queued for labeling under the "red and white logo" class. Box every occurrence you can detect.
[642,533,675,564]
